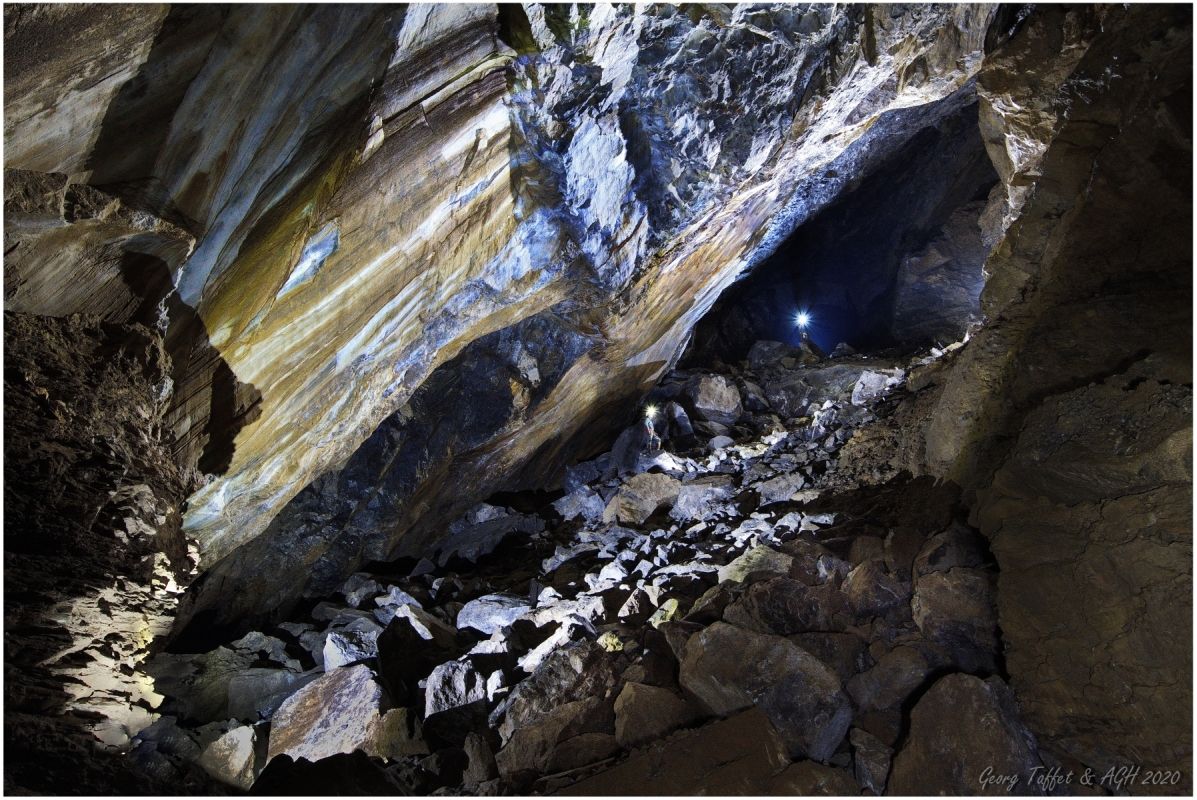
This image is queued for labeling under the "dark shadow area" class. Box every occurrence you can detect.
[685,102,999,362]
[83,5,229,231]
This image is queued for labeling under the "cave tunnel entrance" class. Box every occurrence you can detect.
[684,101,1000,365]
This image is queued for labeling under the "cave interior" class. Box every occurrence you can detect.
[2,2,1192,797]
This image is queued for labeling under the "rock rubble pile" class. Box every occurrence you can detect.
[135,340,1046,794]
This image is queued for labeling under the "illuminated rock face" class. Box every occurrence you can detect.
[165,3,998,625]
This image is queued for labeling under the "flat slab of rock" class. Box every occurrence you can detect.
[889,674,1044,795]
[267,664,383,764]
[679,622,851,761]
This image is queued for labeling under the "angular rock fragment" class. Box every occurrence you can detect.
[364,707,429,760]
[843,559,911,618]
[911,567,999,671]
[846,645,933,712]
[323,616,383,670]
[614,682,702,748]
[686,374,743,425]
[716,544,793,583]
[197,723,261,790]
[679,622,852,761]
[850,727,892,795]
[559,708,790,795]
[889,674,1044,795]
[456,593,531,636]
[267,664,384,764]
[670,475,735,522]
[552,485,607,524]
[602,472,682,525]
[226,667,317,721]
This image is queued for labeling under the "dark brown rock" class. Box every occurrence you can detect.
[555,709,791,796]
[613,682,703,748]
[679,622,852,761]
[889,674,1043,795]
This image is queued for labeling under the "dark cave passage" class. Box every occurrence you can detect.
[686,101,999,361]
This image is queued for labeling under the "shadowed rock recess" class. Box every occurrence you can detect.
[3,3,1191,796]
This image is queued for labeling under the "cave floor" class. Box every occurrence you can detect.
[128,342,1041,795]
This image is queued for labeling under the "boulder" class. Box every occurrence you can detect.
[614,682,702,748]
[462,732,498,785]
[552,485,607,524]
[769,761,861,794]
[850,369,903,405]
[754,472,807,506]
[391,604,459,650]
[679,622,852,761]
[846,646,933,712]
[267,664,384,764]
[789,632,870,684]
[843,559,911,618]
[911,568,999,671]
[197,724,261,790]
[227,668,317,721]
[456,594,531,636]
[765,364,868,417]
[339,574,383,608]
[495,696,614,785]
[492,641,621,744]
[435,507,544,566]
[364,707,429,760]
[748,340,802,372]
[424,661,486,718]
[559,708,791,795]
[888,674,1043,795]
[716,545,794,583]
[602,472,682,525]
[723,578,850,635]
[912,523,991,577]
[685,374,743,425]
[323,617,382,670]
[850,727,891,795]
[662,401,696,445]
[423,660,489,746]
[670,475,735,522]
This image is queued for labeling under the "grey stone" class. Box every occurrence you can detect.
[267,664,384,764]
[686,374,743,425]
[456,593,531,636]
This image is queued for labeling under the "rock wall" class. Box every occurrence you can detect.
[3,313,201,793]
[133,3,997,627]
[923,4,1193,785]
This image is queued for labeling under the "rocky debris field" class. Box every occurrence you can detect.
[132,338,1049,795]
